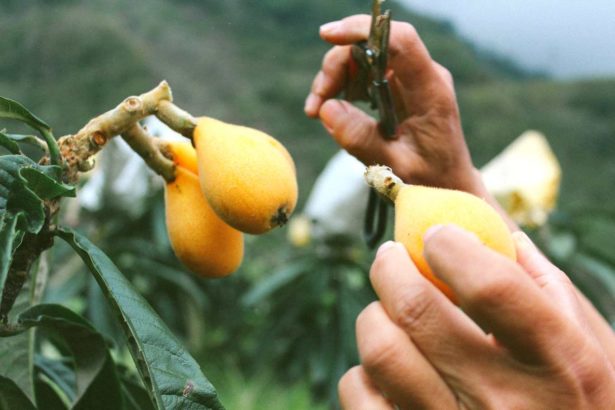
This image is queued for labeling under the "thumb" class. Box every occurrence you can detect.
[319,99,384,165]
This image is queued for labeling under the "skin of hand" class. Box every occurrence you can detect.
[305,15,481,194]
[338,225,615,409]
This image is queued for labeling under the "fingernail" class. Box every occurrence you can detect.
[304,94,320,115]
[423,224,444,242]
[512,230,535,250]
[320,21,341,34]
[376,241,398,257]
[322,122,334,135]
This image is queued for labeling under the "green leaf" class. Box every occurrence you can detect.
[0,375,36,410]
[34,377,69,410]
[0,97,51,133]
[0,327,34,403]
[0,213,20,306]
[0,96,60,165]
[4,134,47,151]
[35,355,76,402]
[0,155,45,234]
[0,156,75,236]
[0,131,21,154]
[570,253,615,325]
[57,228,225,410]
[118,369,156,410]
[133,259,208,311]
[0,251,43,404]
[242,260,312,307]
[20,168,75,200]
[18,304,123,410]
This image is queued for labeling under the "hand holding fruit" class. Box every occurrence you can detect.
[338,227,615,409]
[365,165,515,300]
[305,15,481,194]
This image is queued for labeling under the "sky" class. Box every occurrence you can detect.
[399,0,615,79]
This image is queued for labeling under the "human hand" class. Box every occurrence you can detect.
[305,15,480,193]
[338,225,615,409]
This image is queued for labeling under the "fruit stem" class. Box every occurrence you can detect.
[156,100,197,140]
[121,123,176,182]
[364,165,403,201]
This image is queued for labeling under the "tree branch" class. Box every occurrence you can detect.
[58,81,173,182]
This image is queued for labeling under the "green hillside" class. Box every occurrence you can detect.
[2,0,612,211]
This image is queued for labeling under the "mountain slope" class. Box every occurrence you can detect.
[0,0,613,210]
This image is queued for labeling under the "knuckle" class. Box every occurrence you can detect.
[435,63,454,86]
[359,330,402,375]
[310,70,325,94]
[338,118,372,153]
[393,282,435,331]
[466,275,517,308]
[323,47,338,65]
[356,304,401,374]
[565,341,615,397]
[322,46,347,73]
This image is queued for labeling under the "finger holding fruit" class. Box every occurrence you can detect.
[365,165,515,300]
[340,229,615,409]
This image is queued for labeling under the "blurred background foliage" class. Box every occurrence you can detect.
[2,0,615,408]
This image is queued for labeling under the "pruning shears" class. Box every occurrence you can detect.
[345,0,397,248]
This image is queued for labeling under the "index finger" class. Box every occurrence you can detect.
[320,14,437,88]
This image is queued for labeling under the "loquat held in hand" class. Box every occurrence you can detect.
[365,165,516,300]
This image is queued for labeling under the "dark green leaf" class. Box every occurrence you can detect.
[0,328,34,403]
[20,168,75,200]
[0,156,74,236]
[0,155,45,233]
[570,254,615,325]
[57,228,225,410]
[35,355,76,402]
[34,377,69,410]
[0,375,36,410]
[119,371,156,410]
[242,260,312,307]
[18,304,123,410]
[0,97,51,133]
[134,259,208,311]
[0,132,21,154]
[0,97,60,165]
[0,213,20,304]
[4,134,47,151]
[0,252,42,403]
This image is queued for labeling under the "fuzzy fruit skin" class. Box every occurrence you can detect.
[167,139,199,174]
[194,117,298,235]
[394,185,517,300]
[165,142,243,278]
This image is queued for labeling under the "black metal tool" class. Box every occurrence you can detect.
[345,0,398,248]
